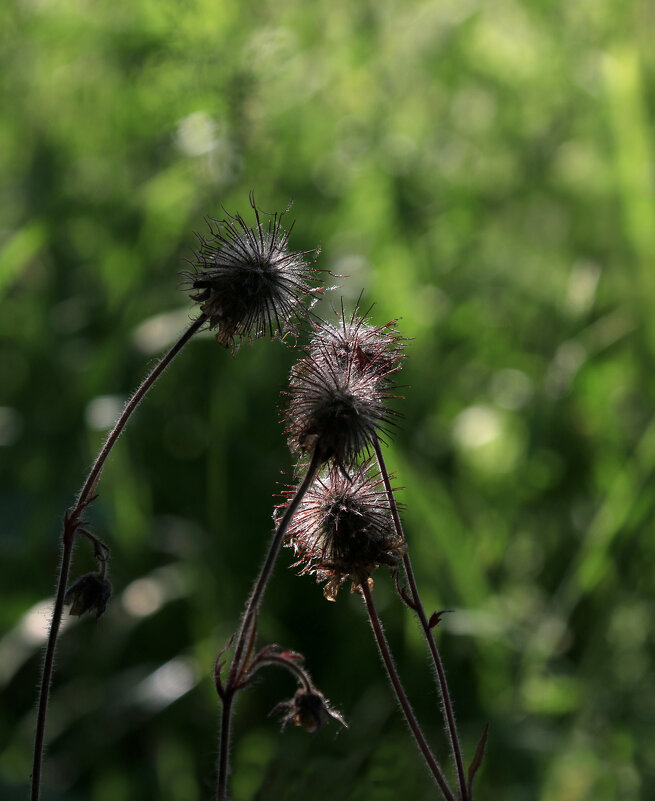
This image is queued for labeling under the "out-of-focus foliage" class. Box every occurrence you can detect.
[1,0,654,798]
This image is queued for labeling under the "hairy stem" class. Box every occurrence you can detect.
[31,315,206,801]
[362,580,455,801]
[77,315,206,504]
[373,438,468,801]
[251,653,313,691]
[216,448,322,801]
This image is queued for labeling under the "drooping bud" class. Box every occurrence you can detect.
[272,687,347,733]
[64,572,113,619]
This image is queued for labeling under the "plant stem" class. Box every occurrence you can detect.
[361,580,455,801]
[373,438,468,801]
[31,314,206,801]
[77,315,206,505]
[216,448,322,801]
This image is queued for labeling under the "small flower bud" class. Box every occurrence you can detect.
[282,463,406,600]
[272,687,347,733]
[64,572,112,619]
[186,194,321,346]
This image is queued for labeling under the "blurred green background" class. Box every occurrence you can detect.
[2,0,654,799]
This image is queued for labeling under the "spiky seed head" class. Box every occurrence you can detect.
[272,687,347,733]
[282,463,406,600]
[308,302,405,382]
[186,193,321,347]
[284,341,397,471]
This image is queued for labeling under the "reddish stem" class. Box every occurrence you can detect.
[373,438,468,801]
[31,315,205,801]
[216,448,322,801]
[361,580,455,801]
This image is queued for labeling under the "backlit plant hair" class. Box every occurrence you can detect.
[283,461,406,601]
[279,303,486,801]
[304,303,486,801]
[187,192,321,347]
[308,300,406,381]
[31,197,322,801]
[283,324,402,472]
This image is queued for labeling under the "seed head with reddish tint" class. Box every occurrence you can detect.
[187,194,321,347]
[308,302,405,383]
[282,463,406,600]
[283,303,404,470]
[284,340,397,471]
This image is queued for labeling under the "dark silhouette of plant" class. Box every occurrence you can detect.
[31,196,321,801]
[32,202,483,801]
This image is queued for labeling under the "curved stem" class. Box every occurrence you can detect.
[31,315,206,801]
[216,448,322,801]
[77,315,206,505]
[250,653,313,691]
[361,580,455,801]
[373,438,468,801]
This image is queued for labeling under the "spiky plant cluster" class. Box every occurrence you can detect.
[283,462,406,600]
[284,306,403,472]
[187,193,321,346]
[308,303,405,381]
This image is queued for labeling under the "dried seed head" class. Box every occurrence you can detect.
[272,687,347,733]
[282,463,406,600]
[65,572,113,619]
[283,303,404,470]
[285,346,394,470]
[186,194,321,346]
[308,302,405,382]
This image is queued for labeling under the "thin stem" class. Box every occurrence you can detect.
[250,653,313,691]
[216,447,322,801]
[361,580,456,801]
[78,315,206,505]
[373,439,468,801]
[30,521,74,801]
[31,315,206,801]
[216,689,234,801]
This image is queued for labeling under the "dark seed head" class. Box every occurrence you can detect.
[186,193,322,347]
[282,463,405,600]
[308,302,405,382]
[285,342,397,471]
[283,303,404,471]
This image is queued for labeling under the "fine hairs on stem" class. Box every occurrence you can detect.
[31,197,322,801]
[31,313,204,801]
[361,580,456,801]
[34,200,484,801]
[215,448,323,801]
[373,437,470,801]
[278,302,485,800]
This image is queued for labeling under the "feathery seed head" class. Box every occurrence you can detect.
[309,302,405,381]
[284,303,404,470]
[284,342,396,471]
[187,193,321,346]
[282,463,405,600]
